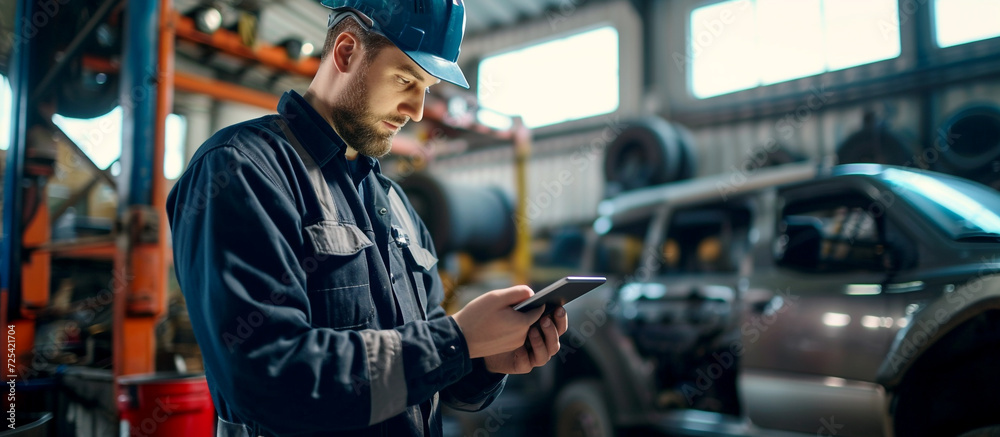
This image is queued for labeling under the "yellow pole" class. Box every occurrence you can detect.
[512,117,532,286]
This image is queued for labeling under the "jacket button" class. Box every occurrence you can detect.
[378,207,388,215]
[390,273,395,283]
[448,345,457,354]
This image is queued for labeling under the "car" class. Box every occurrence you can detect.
[465,162,1000,437]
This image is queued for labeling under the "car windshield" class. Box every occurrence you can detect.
[880,168,1000,240]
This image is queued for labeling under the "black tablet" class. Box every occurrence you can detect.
[513,276,607,313]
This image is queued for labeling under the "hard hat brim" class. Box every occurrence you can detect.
[403,49,470,89]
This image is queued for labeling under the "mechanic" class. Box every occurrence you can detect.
[166,1,568,436]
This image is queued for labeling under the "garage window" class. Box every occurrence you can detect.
[933,0,1000,48]
[53,108,125,170]
[53,108,188,179]
[689,0,901,98]
[1,74,10,151]
[477,26,620,129]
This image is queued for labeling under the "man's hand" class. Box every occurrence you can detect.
[482,307,569,375]
[452,286,546,359]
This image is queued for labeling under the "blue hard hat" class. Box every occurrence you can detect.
[320,0,469,89]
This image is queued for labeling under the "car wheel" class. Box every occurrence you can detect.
[959,426,1000,437]
[892,329,1000,437]
[555,379,615,437]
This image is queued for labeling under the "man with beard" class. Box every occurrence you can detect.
[166,1,568,436]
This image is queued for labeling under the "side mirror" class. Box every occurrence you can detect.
[776,218,823,271]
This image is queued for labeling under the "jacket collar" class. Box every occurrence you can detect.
[277,90,380,175]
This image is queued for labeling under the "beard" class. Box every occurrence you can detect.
[328,61,407,159]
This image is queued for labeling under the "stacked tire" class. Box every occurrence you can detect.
[603,117,697,197]
[932,104,1000,191]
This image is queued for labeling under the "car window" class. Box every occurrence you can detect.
[777,196,888,273]
[879,168,1000,240]
[592,217,650,276]
[659,205,753,275]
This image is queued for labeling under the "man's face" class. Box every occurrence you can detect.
[329,43,439,158]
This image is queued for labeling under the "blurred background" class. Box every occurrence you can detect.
[1,0,999,436]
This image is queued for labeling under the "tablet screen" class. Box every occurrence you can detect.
[513,276,607,312]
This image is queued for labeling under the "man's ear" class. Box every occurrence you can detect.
[332,31,360,74]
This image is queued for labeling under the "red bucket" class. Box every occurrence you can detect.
[117,373,215,437]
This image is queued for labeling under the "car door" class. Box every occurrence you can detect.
[741,183,901,437]
[619,200,754,415]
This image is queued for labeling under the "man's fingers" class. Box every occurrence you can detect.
[519,305,545,324]
[541,316,561,357]
[528,326,546,365]
[494,285,535,304]
[553,306,569,335]
[513,345,532,374]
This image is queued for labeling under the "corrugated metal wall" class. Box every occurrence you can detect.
[937,79,1000,117]
[430,128,608,231]
[688,94,925,176]
[688,77,1000,176]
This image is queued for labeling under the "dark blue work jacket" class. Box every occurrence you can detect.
[166,91,505,436]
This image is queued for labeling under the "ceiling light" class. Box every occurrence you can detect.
[280,38,315,61]
[191,6,223,34]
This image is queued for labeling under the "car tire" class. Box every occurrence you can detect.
[892,337,1000,437]
[959,426,1000,437]
[555,379,615,437]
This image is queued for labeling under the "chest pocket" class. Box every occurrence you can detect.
[278,117,376,330]
[388,188,438,321]
[305,221,376,329]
